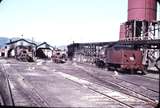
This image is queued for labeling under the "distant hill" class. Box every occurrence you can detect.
[9,37,40,45]
[57,45,67,50]
[0,37,9,47]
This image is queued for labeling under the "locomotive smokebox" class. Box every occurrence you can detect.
[128,0,157,21]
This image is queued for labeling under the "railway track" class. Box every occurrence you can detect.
[50,62,158,105]
[116,76,158,93]
[1,60,158,107]
[58,72,156,108]
[9,61,154,108]
[135,74,159,81]
[10,76,49,107]
[2,63,49,107]
[78,62,159,80]
[0,64,14,106]
[75,62,159,91]
[72,63,159,104]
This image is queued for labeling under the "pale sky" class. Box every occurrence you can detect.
[0,0,159,46]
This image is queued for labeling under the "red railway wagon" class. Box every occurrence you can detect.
[104,45,145,74]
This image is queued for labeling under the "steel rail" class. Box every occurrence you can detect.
[73,63,158,103]
[88,87,134,108]
[5,64,49,107]
[0,64,15,106]
[58,65,154,108]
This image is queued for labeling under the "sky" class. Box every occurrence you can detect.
[0,0,159,46]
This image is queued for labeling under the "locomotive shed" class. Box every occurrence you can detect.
[0,58,159,107]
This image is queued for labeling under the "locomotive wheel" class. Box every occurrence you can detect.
[106,63,116,71]
[95,60,105,68]
[141,70,147,75]
[137,70,146,75]
[107,66,115,71]
[155,58,160,72]
[130,69,134,74]
[141,65,148,75]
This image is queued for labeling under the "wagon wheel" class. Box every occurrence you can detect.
[107,64,115,71]
[141,65,148,75]
[155,57,160,72]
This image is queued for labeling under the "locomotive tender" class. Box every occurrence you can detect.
[95,45,145,74]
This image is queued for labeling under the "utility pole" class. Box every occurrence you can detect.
[31,37,34,58]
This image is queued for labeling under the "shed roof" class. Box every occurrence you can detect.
[37,42,55,50]
[6,38,37,46]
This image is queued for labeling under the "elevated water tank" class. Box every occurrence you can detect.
[128,0,157,21]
